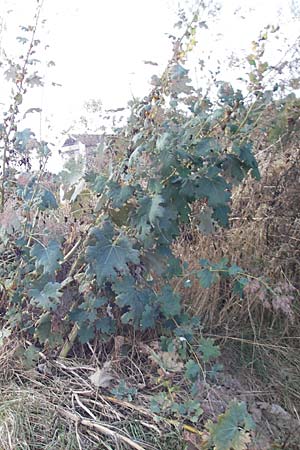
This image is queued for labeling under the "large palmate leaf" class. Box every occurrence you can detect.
[30,240,63,275]
[86,174,107,193]
[86,222,140,285]
[212,205,231,227]
[206,401,255,450]
[107,181,134,208]
[222,154,247,184]
[194,137,221,156]
[114,276,156,329]
[180,175,231,207]
[197,268,218,288]
[194,176,231,207]
[29,282,62,310]
[132,194,165,239]
[232,142,260,180]
[157,206,179,242]
[38,189,58,210]
[198,338,221,362]
[156,285,181,318]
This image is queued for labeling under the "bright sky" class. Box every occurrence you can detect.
[0,0,299,170]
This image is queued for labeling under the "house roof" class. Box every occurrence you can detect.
[62,134,104,148]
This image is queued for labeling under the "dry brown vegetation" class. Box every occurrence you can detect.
[174,102,300,424]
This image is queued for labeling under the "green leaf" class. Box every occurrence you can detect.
[29,282,62,310]
[156,285,181,318]
[222,155,246,184]
[170,64,189,80]
[228,264,243,276]
[111,380,137,401]
[206,401,255,450]
[140,304,158,330]
[15,128,34,148]
[95,317,116,334]
[107,181,134,208]
[21,345,39,369]
[197,269,218,288]
[217,82,235,106]
[185,359,200,382]
[78,325,95,343]
[35,314,51,343]
[60,156,85,187]
[233,143,260,180]
[87,174,107,193]
[157,206,179,242]
[197,176,231,206]
[233,277,249,297]
[247,54,256,66]
[198,206,215,234]
[38,189,58,210]
[31,240,63,275]
[208,363,224,381]
[133,194,165,239]
[181,176,231,207]
[212,205,230,227]
[86,222,140,284]
[69,308,93,324]
[195,138,220,156]
[114,276,155,328]
[198,338,221,362]
[35,314,63,346]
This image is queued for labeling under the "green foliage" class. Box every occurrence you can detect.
[35,314,63,346]
[111,380,138,401]
[150,391,203,423]
[16,344,39,369]
[185,359,201,381]
[69,296,114,343]
[205,401,255,450]
[197,259,252,296]
[86,222,140,284]
[31,240,63,275]
[197,268,219,288]
[29,282,62,310]
[114,276,155,328]
[38,189,58,210]
[78,326,95,344]
[4,11,297,448]
[171,399,203,423]
[1,4,290,376]
[156,285,182,319]
[133,194,165,240]
[198,338,221,362]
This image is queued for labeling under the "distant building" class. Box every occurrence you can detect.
[60,134,105,165]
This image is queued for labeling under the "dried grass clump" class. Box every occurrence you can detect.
[175,131,300,332]
[1,337,299,450]
[173,114,300,420]
[0,340,185,450]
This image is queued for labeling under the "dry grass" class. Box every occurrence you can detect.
[5,331,300,449]
[0,340,186,450]
[174,122,300,326]
[172,120,300,431]
[1,333,300,450]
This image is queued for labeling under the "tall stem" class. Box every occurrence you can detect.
[0,0,44,212]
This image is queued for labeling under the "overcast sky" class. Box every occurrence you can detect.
[0,0,299,170]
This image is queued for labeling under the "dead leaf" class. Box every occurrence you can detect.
[183,428,207,450]
[89,362,114,388]
[150,349,184,374]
